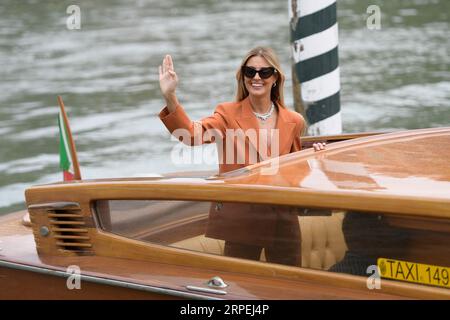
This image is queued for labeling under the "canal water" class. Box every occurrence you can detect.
[0,0,449,214]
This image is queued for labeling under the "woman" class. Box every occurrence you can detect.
[158,47,325,266]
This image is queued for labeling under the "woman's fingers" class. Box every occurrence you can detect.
[158,55,178,96]
[163,56,169,73]
[167,54,174,71]
[161,56,167,74]
[160,55,175,76]
[313,142,327,152]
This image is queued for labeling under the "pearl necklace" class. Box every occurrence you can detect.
[252,103,274,121]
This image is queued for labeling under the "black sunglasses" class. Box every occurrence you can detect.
[242,66,277,79]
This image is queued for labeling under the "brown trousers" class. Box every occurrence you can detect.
[224,212,302,267]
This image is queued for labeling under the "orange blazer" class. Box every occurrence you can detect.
[159,96,305,174]
[159,97,305,249]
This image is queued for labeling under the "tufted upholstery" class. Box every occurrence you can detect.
[298,211,347,270]
[171,211,348,270]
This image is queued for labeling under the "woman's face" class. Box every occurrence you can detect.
[243,56,277,100]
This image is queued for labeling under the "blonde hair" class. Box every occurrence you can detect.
[235,47,286,108]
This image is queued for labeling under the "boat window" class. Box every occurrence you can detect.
[94,200,450,289]
[95,200,212,244]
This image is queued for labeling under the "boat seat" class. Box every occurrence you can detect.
[171,211,347,270]
[298,211,347,270]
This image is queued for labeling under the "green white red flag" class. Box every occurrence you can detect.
[58,110,75,181]
[57,96,81,181]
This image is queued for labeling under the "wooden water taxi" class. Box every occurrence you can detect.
[1,127,449,299]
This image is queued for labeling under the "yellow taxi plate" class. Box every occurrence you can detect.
[378,258,450,289]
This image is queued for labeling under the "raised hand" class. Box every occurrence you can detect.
[158,55,178,98]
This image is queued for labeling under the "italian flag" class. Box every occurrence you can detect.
[58,111,75,181]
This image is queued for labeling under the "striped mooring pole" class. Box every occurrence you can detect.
[289,0,342,136]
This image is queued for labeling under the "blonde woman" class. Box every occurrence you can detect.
[158,47,325,266]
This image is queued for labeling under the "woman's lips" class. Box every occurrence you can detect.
[251,82,264,88]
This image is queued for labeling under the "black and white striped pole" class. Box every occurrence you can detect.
[289,0,342,135]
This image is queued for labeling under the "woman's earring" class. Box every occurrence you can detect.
[273,82,276,88]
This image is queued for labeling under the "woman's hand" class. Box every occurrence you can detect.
[158,55,178,99]
[312,142,326,152]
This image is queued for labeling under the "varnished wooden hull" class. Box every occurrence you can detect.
[0,265,175,300]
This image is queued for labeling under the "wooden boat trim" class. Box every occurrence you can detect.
[301,131,390,143]
[26,181,450,219]
[0,258,222,300]
[28,202,81,211]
